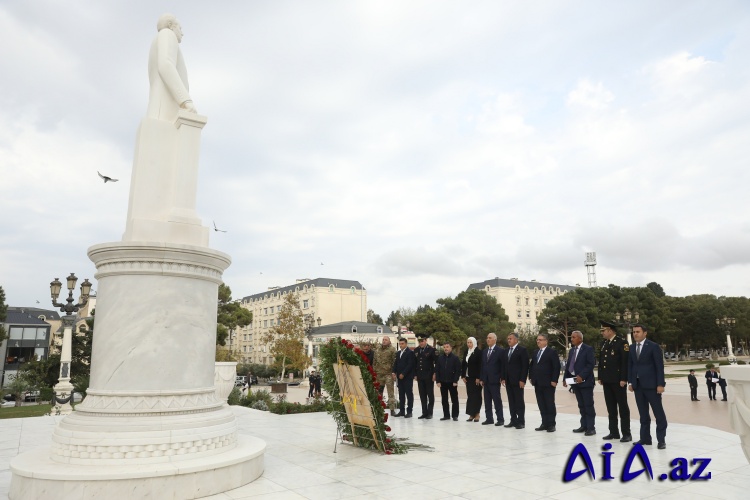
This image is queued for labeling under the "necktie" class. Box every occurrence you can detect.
[636,343,641,360]
[487,347,493,360]
[400,349,403,359]
[508,346,514,359]
[537,349,543,363]
[569,346,578,369]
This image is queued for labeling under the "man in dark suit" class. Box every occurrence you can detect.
[687,369,699,401]
[479,332,506,426]
[435,342,462,421]
[529,333,560,432]
[563,330,596,436]
[705,366,719,400]
[391,337,415,417]
[598,320,632,442]
[628,324,668,449]
[502,332,529,429]
[414,333,437,419]
[717,368,728,401]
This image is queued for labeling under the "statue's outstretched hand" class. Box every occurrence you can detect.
[181,100,197,113]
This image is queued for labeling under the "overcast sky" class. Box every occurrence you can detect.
[2,1,749,319]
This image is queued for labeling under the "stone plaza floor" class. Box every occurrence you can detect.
[1,399,748,500]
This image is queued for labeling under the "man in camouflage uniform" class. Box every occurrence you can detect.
[598,320,632,442]
[374,336,397,411]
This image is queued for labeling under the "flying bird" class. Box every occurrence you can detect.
[321,262,324,265]
[213,221,227,233]
[36,300,40,304]
[97,171,118,183]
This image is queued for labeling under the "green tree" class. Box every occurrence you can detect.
[386,307,415,328]
[436,289,514,347]
[0,285,7,344]
[409,307,466,354]
[217,284,253,346]
[538,290,597,352]
[646,282,666,298]
[366,309,384,325]
[262,293,310,380]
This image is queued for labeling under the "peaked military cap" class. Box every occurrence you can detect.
[415,332,430,340]
[600,320,618,330]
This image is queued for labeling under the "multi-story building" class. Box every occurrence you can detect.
[235,278,367,365]
[1,307,59,386]
[467,277,577,334]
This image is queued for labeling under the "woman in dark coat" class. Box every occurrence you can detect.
[462,336,483,421]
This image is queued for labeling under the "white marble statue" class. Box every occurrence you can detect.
[10,14,264,499]
[123,13,209,246]
[147,13,197,120]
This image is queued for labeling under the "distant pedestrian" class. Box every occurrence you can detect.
[308,371,316,398]
[687,369,699,401]
[705,366,719,400]
[717,368,728,401]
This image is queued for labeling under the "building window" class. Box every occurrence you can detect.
[534,298,538,306]
[544,298,549,305]
[351,286,356,294]
[277,306,282,312]
[525,298,529,306]
[377,326,383,334]
[516,296,520,305]
[526,310,530,318]
[303,299,309,309]
[329,285,334,292]
[517,310,522,318]
[351,326,358,333]
[263,320,268,328]
[264,308,268,315]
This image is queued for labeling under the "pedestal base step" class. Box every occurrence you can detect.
[10,435,265,499]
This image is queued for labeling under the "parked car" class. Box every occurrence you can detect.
[3,393,14,402]
[23,391,40,402]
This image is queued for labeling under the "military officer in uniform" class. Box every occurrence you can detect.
[374,336,397,412]
[598,320,632,442]
[414,332,437,419]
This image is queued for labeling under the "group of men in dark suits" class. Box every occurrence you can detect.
[704,366,728,401]
[390,321,668,449]
[391,333,462,420]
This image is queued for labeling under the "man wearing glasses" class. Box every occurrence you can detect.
[529,333,561,432]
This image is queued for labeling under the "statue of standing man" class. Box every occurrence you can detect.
[123,13,209,246]
[147,13,197,121]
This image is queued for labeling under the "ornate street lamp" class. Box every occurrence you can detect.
[716,316,737,365]
[50,273,91,414]
[618,309,639,345]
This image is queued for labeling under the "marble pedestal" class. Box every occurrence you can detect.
[722,365,750,464]
[10,242,264,498]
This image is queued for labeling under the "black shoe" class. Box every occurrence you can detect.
[585,429,596,436]
[440,417,450,421]
[572,427,586,433]
[546,426,556,433]
[425,415,433,419]
[722,399,728,401]
[695,399,700,401]
[634,440,652,446]
[535,426,547,431]
[453,417,458,421]
[467,418,474,422]
[657,442,666,450]
[481,420,494,425]
[620,435,632,443]
[495,421,505,427]
[504,422,516,428]
[602,434,620,440]
[393,412,404,417]
[418,415,426,419]
[405,413,412,418]
[515,424,525,429]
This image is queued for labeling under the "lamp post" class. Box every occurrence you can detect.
[618,309,639,345]
[50,273,92,415]
[661,343,667,363]
[716,316,737,365]
[741,339,747,357]
[304,314,322,365]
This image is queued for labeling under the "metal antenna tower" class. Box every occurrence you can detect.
[584,252,597,288]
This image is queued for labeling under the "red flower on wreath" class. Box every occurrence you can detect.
[381,401,387,408]
[385,438,391,443]
[374,382,381,389]
[377,394,383,401]
[341,339,347,345]
[385,425,391,432]
[385,450,393,455]
[346,342,354,349]
[383,413,388,422]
